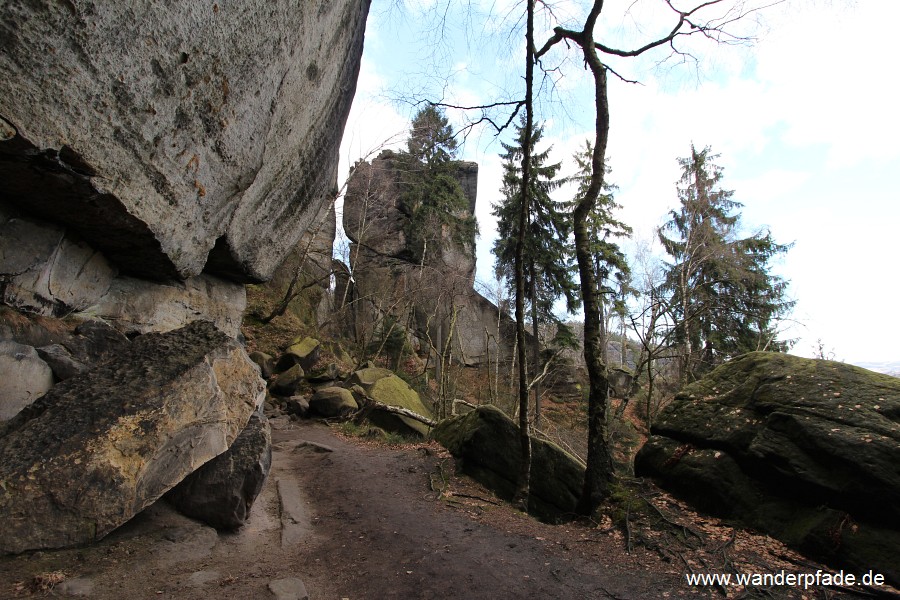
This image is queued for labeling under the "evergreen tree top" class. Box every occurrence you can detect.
[407,105,459,167]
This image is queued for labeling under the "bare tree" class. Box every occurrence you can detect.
[535,0,782,516]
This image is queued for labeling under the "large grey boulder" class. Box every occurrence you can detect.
[166,412,272,530]
[0,321,265,554]
[433,405,584,522]
[635,352,900,585]
[0,0,370,282]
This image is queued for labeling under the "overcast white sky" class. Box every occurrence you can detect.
[338,0,900,366]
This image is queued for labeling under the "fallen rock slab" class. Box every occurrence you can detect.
[0,321,265,554]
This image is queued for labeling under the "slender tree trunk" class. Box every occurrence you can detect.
[530,264,542,429]
[512,0,534,512]
[573,17,615,516]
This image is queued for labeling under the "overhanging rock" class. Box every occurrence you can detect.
[0,0,370,282]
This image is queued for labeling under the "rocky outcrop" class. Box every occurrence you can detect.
[166,412,272,530]
[433,405,585,522]
[0,0,370,282]
[0,321,265,554]
[635,352,900,585]
[342,151,516,367]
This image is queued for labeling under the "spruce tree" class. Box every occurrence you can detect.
[398,106,475,264]
[492,115,577,426]
[659,144,794,382]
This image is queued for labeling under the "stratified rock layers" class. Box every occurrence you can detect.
[0,322,265,554]
[0,0,370,282]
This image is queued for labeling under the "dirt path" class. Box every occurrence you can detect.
[280,422,698,600]
[0,419,869,599]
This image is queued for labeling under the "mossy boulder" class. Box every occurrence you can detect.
[309,387,357,418]
[635,351,900,585]
[275,336,320,372]
[349,368,432,437]
[348,366,393,388]
[432,405,585,523]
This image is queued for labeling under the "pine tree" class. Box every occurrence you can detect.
[492,115,577,427]
[659,144,794,382]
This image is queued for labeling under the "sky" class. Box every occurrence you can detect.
[336,0,900,366]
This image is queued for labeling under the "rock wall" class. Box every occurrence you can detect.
[0,0,370,550]
[1,0,370,407]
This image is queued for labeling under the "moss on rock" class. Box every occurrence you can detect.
[636,351,900,586]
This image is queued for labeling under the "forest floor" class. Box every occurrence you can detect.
[0,419,892,600]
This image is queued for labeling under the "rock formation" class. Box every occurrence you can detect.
[0,322,265,553]
[0,0,370,551]
[166,411,273,531]
[635,352,900,585]
[1,0,369,342]
[341,150,517,367]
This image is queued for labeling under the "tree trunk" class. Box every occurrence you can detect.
[573,19,615,517]
[512,0,534,512]
[530,264,542,429]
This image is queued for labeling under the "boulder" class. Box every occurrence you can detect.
[166,412,272,530]
[0,0,370,282]
[635,352,900,585]
[275,336,321,373]
[284,396,310,418]
[348,366,394,388]
[0,321,265,554]
[306,362,346,384]
[432,405,585,522]
[349,368,433,437]
[309,387,358,418]
[0,341,54,420]
[270,364,306,397]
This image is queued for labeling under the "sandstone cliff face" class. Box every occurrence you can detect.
[0,0,369,283]
[0,1,369,550]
